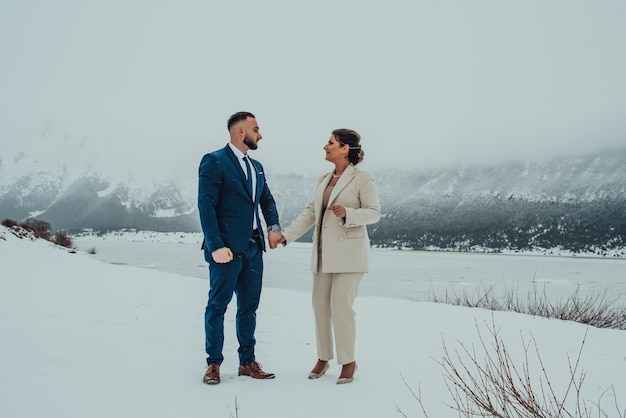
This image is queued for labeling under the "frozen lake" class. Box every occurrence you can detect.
[74,235,626,303]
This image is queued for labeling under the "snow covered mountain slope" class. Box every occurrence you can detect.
[1,137,624,253]
[371,148,626,253]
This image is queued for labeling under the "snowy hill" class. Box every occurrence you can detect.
[373,148,626,253]
[1,225,625,417]
[1,128,625,253]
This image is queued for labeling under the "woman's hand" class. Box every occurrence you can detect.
[328,205,346,218]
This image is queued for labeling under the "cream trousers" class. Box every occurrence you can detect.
[312,272,363,365]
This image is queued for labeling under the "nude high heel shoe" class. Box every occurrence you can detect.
[336,361,357,384]
[308,360,330,379]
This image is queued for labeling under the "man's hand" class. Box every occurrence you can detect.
[268,231,285,249]
[212,247,233,263]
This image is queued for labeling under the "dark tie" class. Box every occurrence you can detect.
[243,156,253,198]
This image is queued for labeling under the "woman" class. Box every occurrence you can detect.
[278,128,381,384]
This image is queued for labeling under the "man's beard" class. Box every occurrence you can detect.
[243,135,258,150]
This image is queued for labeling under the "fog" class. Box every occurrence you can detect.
[1,0,625,179]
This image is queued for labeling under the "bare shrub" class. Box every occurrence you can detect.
[537,289,626,330]
[396,375,430,418]
[437,319,624,418]
[397,318,625,418]
[2,218,18,228]
[4,218,78,249]
[229,396,239,418]
[53,232,75,249]
[19,219,51,240]
[3,219,37,240]
[429,285,626,330]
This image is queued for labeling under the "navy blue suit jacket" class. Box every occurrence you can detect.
[198,145,279,262]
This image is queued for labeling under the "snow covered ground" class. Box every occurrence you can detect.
[73,231,626,304]
[1,226,625,417]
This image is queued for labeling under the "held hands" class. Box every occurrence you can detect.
[266,206,346,252]
[267,205,346,251]
[327,204,346,218]
[268,231,286,249]
[211,231,285,260]
[212,247,233,263]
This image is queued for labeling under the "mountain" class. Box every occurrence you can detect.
[373,150,626,254]
[1,140,625,254]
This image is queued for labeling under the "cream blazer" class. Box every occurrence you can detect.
[282,164,381,273]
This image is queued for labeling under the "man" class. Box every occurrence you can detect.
[198,111,282,385]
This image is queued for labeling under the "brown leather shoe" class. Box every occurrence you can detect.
[203,363,220,385]
[238,361,275,379]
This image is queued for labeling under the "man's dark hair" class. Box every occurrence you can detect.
[227,111,255,130]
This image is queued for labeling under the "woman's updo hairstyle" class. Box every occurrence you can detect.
[332,128,365,165]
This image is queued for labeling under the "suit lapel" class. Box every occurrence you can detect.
[327,165,355,206]
[224,145,254,202]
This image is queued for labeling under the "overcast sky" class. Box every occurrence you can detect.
[1,0,625,179]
